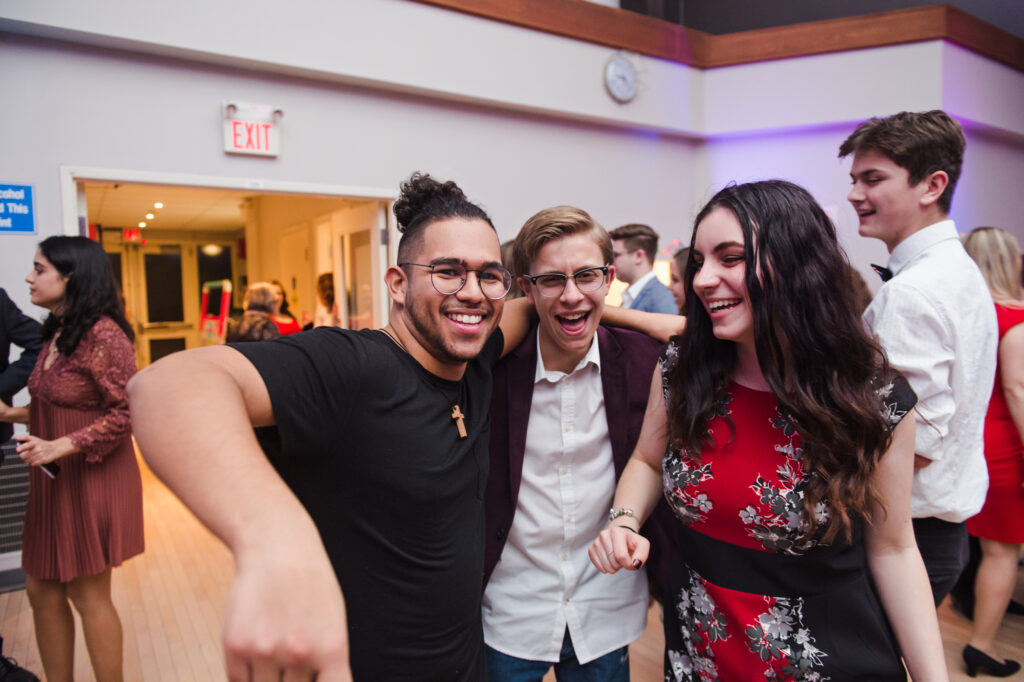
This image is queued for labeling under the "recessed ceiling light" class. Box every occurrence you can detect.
[200,244,224,257]
[138,221,147,228]
[153,202,164,209]
[146,213,155,219]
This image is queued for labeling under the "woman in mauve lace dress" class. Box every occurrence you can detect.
[0,236,143,682]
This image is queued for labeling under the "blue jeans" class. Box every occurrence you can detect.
[485,630,630,682]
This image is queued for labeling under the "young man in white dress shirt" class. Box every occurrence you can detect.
[840,110,998,606]
[483,207,673,681]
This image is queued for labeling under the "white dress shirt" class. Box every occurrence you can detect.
[620,270,658,309]
[482,333,648,663]
[863,220,997,522]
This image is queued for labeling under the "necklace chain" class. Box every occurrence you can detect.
[380,327,468,439]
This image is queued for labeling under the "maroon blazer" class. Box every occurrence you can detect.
[483,324,677,598]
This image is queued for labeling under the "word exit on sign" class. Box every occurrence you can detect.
[223,101,283,157]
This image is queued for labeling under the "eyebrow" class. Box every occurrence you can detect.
[430,257,505,270]
[850,168,886,179]
[694,241,743,256]
[533,265,604,276]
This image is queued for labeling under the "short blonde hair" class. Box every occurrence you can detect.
[964,227,1023,302]
[512,206,611,278]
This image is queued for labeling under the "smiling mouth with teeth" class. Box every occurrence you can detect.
[709,299,741,312]
[448,312,483,324]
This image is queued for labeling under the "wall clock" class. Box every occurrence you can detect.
[604,54,638,103]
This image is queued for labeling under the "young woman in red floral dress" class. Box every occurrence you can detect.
[590,181,947,681]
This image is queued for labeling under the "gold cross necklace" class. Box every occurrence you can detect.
[380,326,468,439]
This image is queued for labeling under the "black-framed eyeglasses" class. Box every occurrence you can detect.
[400,261,512,300]
[523,266,610,298]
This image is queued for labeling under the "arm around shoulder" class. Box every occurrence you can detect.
[602,305,683,343]
[498,297,534,356]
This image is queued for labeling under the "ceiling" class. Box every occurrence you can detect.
[85,182,252,232]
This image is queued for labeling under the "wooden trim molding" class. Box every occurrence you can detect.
[413,0,1024,73]
[414,0,704,64]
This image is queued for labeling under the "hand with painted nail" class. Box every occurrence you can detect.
[588,524,650,574]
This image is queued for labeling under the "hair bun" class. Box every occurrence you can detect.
[393,172,469,232]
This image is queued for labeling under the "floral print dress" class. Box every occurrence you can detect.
[659,343,916,682]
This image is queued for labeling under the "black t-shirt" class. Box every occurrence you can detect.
[235,327,504,681]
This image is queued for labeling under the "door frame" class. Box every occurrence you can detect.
[59,165,400,326]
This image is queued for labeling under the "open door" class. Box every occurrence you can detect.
[332,202,390,330]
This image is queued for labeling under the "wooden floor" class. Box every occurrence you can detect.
[0,456,234,681]
[1,457,1021,681]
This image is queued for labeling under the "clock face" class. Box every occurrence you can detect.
[604,55,637,103]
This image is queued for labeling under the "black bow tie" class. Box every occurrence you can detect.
[871,264,894,282]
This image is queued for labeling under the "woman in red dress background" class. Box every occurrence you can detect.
[962,226,1024,677]
[590,181,946,681]
[0,236,143,682]
[270,280,301,335]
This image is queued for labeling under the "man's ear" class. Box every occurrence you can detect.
[920,170,949,209]
[518,276,536,305]
[606,264,616,286]
[385,265,408,306]
[634,249,647,267]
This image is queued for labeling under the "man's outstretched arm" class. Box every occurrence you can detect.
[602,305,684,343]
[129,345,352,682]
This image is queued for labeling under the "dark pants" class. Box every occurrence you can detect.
[913,517,969,607]
[485,630,630,682]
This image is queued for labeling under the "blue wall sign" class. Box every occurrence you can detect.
[0,184,35,234]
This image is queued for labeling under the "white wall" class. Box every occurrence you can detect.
[1,0,1022,301]
[0,0,703,135]
[703,42,946,136]
[701,121,1024,288]
[701,124,890,287]
[0,33,702,278]
[955,127,1024,237]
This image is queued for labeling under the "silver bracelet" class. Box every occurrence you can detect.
[608,507,635,523]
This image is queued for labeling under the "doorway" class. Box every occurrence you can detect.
[66,168,397,367]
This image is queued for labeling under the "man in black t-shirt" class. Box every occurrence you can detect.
[129,174,529,681]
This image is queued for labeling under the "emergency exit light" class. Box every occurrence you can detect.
[223,101,283,157]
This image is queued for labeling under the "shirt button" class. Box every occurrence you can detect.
[566,515,573,522]
[560,552,568,561]
[560,467,568,475]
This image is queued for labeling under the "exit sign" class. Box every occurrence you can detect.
[223,101,283,157]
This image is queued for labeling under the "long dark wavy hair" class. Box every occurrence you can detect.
[39,236,134,356]
[668,180,892,544]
